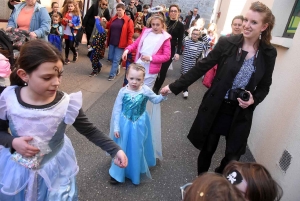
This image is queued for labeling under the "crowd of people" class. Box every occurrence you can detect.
[0,0,284,200]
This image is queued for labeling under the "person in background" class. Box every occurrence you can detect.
[61,0,81,64]
[134,0,142,12]
[6,0,50,40]
[228,15,244,36]
[126,0,137,16]
[206,23,218,54]
[183,172,245,201]
[111,0,124,17]
[49,2,63,24]
[184,7,200,31]
[161,1,277,176]
[152,4,184,94]
[48,13,63,51]
[134,12,144,33]
[83,0,111,50]
[142,4,150,26]
[106,3,134,81]
[224,161,283,201]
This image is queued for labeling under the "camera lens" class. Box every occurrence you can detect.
[240,91,250,101]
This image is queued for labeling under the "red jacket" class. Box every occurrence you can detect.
[106,14,134,48]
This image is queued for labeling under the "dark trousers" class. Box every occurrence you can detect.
[65,39,76,59]
[153,46,176,94]
[197,101,241,175]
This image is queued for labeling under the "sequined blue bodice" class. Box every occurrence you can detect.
[122,93,148,122]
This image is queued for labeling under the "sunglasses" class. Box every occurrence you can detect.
[101,3,108,6]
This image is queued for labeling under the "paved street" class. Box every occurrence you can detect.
[61,45,254,201]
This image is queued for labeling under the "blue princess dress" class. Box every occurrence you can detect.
[109,85,166,185]
[0,86,82,201]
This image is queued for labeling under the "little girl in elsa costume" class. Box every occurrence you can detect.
[109,64,167,185]
[0,40,127,200]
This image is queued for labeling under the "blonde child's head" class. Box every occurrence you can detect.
[52,13,61,25]
[126,63,145,90]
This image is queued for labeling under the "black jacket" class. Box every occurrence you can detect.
[184,14,200,30]
[169,34,277,155]
[82,3,111,34]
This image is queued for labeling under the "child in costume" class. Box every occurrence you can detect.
[88,17,107,77]
[0,40,127,200]
[181,28,210,98]
[48,13,63,51]
[61,0,81,64]
[109,63,166,185]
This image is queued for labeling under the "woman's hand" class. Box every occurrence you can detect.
[237,90,254,109]
[113,150,128,168]
[12,137,40,157]
[6,27,12,32]
[160,85,172,96]
[173,53,179,61]
[114,131,120,138]
[141,55,150,62]
[122,50,128,61]
[29,31,37,39]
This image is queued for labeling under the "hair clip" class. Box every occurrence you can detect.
[226,169,243,185]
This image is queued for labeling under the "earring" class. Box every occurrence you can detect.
[259,32,262,40]
[24,82,27,86]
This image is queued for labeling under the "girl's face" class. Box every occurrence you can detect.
[243,10,268,40]
[53,18,59,24]
[68,3,75,12]
[126,68,144,91]
[20,60,63,102]
[151,18,163,34]
[231,19,243,35]
[52,3,59,12]
[191,30,200,41]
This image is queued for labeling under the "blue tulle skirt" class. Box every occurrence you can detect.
[0,136,78,201]
[109,111,156,185]
[48,34,62,52]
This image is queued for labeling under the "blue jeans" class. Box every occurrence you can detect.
[108,44,124,77]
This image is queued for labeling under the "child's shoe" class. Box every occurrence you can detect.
[110,177,120,185]
[64,59,70,65]
[73,52,78,62]
[89,71,98,77]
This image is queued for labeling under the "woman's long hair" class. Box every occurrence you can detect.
[62,0,81,16]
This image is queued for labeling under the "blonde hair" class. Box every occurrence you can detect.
[147,15,166,30]
[127,63,145,77]
[249,1,275,45]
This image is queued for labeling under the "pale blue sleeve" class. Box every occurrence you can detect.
[58,26,63,36]
[112,88,125,132]
[143,85,166,104]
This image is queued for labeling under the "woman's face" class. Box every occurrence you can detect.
[151,18,163,34]
[243,10,268,40]
[169,6,178,20]
[52,3,59,12]
[116,8,125,17]
[26,0,36,6]
[99,0,108,9]
[231,19,243,35]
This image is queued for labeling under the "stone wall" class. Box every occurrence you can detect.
[142,0,216,24]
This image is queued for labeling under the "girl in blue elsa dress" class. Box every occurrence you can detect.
[109,63,167,185]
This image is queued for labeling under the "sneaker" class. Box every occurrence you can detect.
[89,71,98,77]
[116,65,121,76]
[110,177,120,185]
[88,47,93,52]
[183,91,188,98]
[64,59,70,65]
[108,76,115,81]
[73,52,78,62]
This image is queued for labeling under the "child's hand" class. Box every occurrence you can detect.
[94,16,100,19]
[12,137,40,157]
[68,23,73,27]
[114,131,120,138]
[160,85,172,96]
[122,50,128,61]
[113,150,128,168]
[141,55,150,62]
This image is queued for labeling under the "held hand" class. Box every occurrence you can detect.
[173,53,179,61]
[141,55,150,62]
[122,50,128,61]
[237,90,254,109]
[114,131,120,138]
[6,27,12,32]
[68,23,73,27]
[113,150,128,168]
[29,32,37,39]
[12,137,40,157]
[160,85,172,96]
[94,16,100,19]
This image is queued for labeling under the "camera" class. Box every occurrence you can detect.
[228,88,250,101]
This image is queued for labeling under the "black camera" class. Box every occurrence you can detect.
[228,88,250,101]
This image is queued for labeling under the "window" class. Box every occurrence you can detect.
[283,0,300,38]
